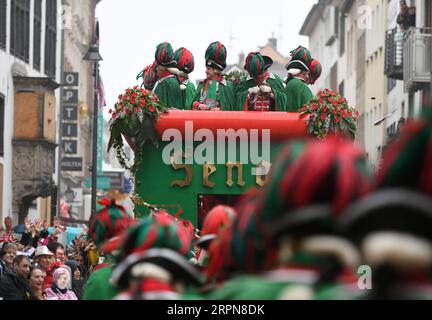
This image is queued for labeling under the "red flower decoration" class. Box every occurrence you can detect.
[302,88,357,139]
[149,106,155,113]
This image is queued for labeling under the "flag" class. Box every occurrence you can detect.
[60,197,70,218]
[98,75,106,110]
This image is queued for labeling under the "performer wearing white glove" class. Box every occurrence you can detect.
[235,52,287,112]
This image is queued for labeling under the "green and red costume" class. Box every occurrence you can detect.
[285,46,314,112]
[193,77,236,111]
[337,117,432,299]
[206,138,371,299]
[235,52,287,111]
[83,257,118,300]
[153,72,184,109]
[174,47,197,109]
[208,256,365,300]
[83,198,133,300]
[192,41,236,111]
[236,73,287,111]
[110,213,203,300]
[153,42,184,109]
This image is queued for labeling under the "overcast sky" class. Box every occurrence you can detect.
[96,0,317,119]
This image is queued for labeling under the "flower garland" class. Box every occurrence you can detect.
[107,86,168,174]
[300,88,359,140]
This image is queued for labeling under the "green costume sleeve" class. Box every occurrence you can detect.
[234,79,255,111]
[218,81,236,111]
[192,82,203,106]
[235,91,248,111]
[267,76,288,112]
[154,77,184,109]
[184,82,197,110]
[285,78,313,112]
[82,266,118,300]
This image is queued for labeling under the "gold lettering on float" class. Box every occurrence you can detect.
[170,154,193,188]
[255,161,272,187]
[203,163,217,188]
[226,162,245,187]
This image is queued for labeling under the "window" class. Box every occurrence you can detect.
[339,13,346,55]
[0,0,6,50]
[0,94,4,156]
[338,81,345,97]
[426,0,431,28]
[33,0,42,70]
[10,0,30,62]
[45,0,57,78]
[347,28,352,70]
[325,6,338,45]
[408,93,415,118]
[387,78,396,93]
[334,7,339,39]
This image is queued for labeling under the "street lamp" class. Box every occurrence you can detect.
[84,22,103,218]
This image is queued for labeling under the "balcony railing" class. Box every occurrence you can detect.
[385,28,404,80]
[404,27,432,93]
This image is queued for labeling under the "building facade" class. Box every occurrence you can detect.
[300,0,431,167]
[0,0,62,224]
[385,0,431,149]
[364,0,388,167]
[0,0,101,225]
[58,0,100,222]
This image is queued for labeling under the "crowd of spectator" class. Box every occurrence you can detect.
[0,216,95,300]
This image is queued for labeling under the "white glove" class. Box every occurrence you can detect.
[260,85,272,93]
[248,86,260,95]
[167,67,181,76]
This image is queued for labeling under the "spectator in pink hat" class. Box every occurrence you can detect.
[44,267,78,300]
